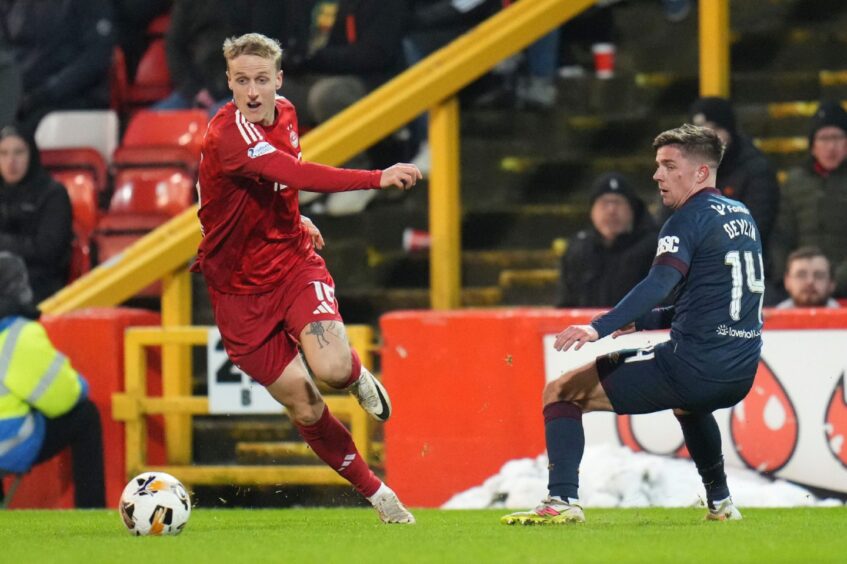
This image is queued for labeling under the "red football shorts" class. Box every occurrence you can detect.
[207,260,343,387]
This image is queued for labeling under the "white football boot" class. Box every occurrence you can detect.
[348,368,392,422]
[705,497,743,521]
[501,497,585,525]
[369,484,415,524]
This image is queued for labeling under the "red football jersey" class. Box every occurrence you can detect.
[194,98,381,293]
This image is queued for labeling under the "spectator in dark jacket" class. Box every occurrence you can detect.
[0,125,73,302]
[556,172,658,308]
[0,40,20,128]
[156,0,294,114]
[689,97,780,249]
[771,100,847,298]
[283,0,410,215]
[0,0,115,134]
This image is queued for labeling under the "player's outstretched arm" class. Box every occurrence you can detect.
[590,264,683,340]
[380,163,423,190]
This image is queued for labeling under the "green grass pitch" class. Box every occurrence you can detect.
[2,507,845,563]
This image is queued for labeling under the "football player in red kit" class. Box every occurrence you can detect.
[193,32,421,523]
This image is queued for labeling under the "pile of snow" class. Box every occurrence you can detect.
[443,444,843,509]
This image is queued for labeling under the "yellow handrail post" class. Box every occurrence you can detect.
[122,332,148,477]
[345,324,375,460]
[699,0,730,97]
[161,269,193,464]
[429,97,462,310]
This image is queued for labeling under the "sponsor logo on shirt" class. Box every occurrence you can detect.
[710,203,750,216]
[656,235,680,256]
[716,324,761,339]
[247,141,276,158]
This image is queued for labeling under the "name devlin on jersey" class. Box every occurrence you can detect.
[722,218,757,241]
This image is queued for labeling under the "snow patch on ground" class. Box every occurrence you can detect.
[442,445,844,509]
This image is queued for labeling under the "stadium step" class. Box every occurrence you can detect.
[235,441,384,466]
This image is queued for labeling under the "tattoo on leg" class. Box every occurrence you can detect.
[306,322,331,348]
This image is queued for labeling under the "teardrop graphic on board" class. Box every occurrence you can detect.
[824,371,847,468]
[730,360,798,473]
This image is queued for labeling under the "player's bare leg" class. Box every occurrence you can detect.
[266,355,413,523]
[299,320,391,421]
[502,361,611,525]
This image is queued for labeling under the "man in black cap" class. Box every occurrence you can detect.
[771,100,847,298]
[689,96,780,250]
[556,172,658,307]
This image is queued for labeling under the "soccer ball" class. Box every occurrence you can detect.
[119,472,191,536]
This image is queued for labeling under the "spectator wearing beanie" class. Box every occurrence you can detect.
[688,96,780,250]
[771,100,847,299]
[556,172,658,307]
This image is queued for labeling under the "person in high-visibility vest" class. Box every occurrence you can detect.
[0,251,104,507]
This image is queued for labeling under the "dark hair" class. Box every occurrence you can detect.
[652,123,725,168]
[785,246,834,278]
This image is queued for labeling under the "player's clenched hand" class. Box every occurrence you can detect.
[380,163,422,190]
[554,324,599,352]
[300,215,324,250]
[611,322,636,339]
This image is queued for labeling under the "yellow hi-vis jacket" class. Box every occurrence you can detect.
[0,316,88,473]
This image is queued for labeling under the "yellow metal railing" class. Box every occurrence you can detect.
[700,0,731,97]
[112,325,376,479]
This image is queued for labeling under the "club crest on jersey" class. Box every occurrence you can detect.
[247,141,276,158]
[656,235,680,255]
[287,123,299,149]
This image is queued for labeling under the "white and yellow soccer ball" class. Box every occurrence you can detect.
[119,472,191,536]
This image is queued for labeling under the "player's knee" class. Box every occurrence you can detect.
[542,379,570,406]
[288,400,325,426]
[308,352,352,387]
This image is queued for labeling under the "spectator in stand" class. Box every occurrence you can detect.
[777,246,840,309]
[771,100,847,299]
[155,0,295,115]
[688,96,780,251]
[0,126,72,303]
[111,0,173,78]
[0,0,115,134]
[405,0,565,173]
[283,0,410,216]
[556,172,657,308]
[0,39,20,128]
[0,252,105,508]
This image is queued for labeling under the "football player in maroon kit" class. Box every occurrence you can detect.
[193,33,421,523]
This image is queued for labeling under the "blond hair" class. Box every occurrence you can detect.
[223,33,282,71]
[653,123,725,168]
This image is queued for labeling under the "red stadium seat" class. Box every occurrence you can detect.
[98,168,194,231]
[41,148,109,194]
[51,170,99,281]
[109,47,129,114]
[127,39,173,106]
[93,167,194,296]
[146,13,171,37]
[115,109,208,167]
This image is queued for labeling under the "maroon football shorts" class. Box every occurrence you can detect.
[207,262,343,387]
